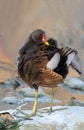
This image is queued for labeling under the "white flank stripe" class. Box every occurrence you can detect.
[66,52,75,66]
[47,53,60,70]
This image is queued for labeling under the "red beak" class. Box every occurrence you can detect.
[42,34,49,46]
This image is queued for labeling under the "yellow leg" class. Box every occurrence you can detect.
[49,87,54,113]
[32,89,38,115]
[37,87,54,114]
[16,89,38,119]
[38,87,67,114]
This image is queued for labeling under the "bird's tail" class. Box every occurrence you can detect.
[60,47,84,76]
[70,56,84,75]
[54,47,78,79]
[60,47,78,66]
[60,47,84,75]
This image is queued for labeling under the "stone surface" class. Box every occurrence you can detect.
[1,96,23,105]
[64,77,84,89]
[0,110,19,129]
[16,106,84,130]
[1,106,84,130]
[19,87,45,97]
[68,97,84,106]
[60,77,84,94]
[0,76,84,129]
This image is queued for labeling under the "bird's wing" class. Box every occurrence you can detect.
[37,67,63,87]
[60,47,78,66]
[47,52,60,70]
[70,56,84,75]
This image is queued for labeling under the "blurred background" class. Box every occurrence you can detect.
[0,0,84,81]
[0,0,84,119]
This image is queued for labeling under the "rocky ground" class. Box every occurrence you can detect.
[18,106,84,130]
[0,74,84,129]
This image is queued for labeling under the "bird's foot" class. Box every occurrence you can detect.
[38,107,68,114]
[44,107,54,114]
[48,107,68,114]
[37,107,53,114]
[15,109,43,120]
[15,109,35,120]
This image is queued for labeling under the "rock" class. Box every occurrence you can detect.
[59,77,84,94]
[64,77,84,90]
[19,87,46,97]
[0,110,19,129]
[18,87,61,103]
[5,78,22,90]
[24,96,61,103]
[68,97,84,106]
[0,118,19,129]
[16,106,84,130]
[1,106,84,130]
[7,78,21,90]
[0,77,24,90]
[1,96,23,105]
[0,82,9,89]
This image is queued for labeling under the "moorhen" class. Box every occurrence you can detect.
[17,29,78,119]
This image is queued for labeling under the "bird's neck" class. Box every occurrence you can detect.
[19,39,40,55]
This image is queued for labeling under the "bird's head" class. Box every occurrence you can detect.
[30,29,49,46]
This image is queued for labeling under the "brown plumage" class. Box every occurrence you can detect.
[46,38,83,76]
[17,29,78,119]
[18,30,63,89]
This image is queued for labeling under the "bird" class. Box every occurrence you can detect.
[17,29,78,119]
[46,38,83,76]
[40,38,79,112]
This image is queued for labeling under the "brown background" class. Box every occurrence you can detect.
[0,0,84,81]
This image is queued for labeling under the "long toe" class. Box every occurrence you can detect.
[15,109,35,120]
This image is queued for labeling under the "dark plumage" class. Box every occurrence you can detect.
[46,38,82,76]
[41,38,78,79]
[17,29,78,119]
[18,30,63,88]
